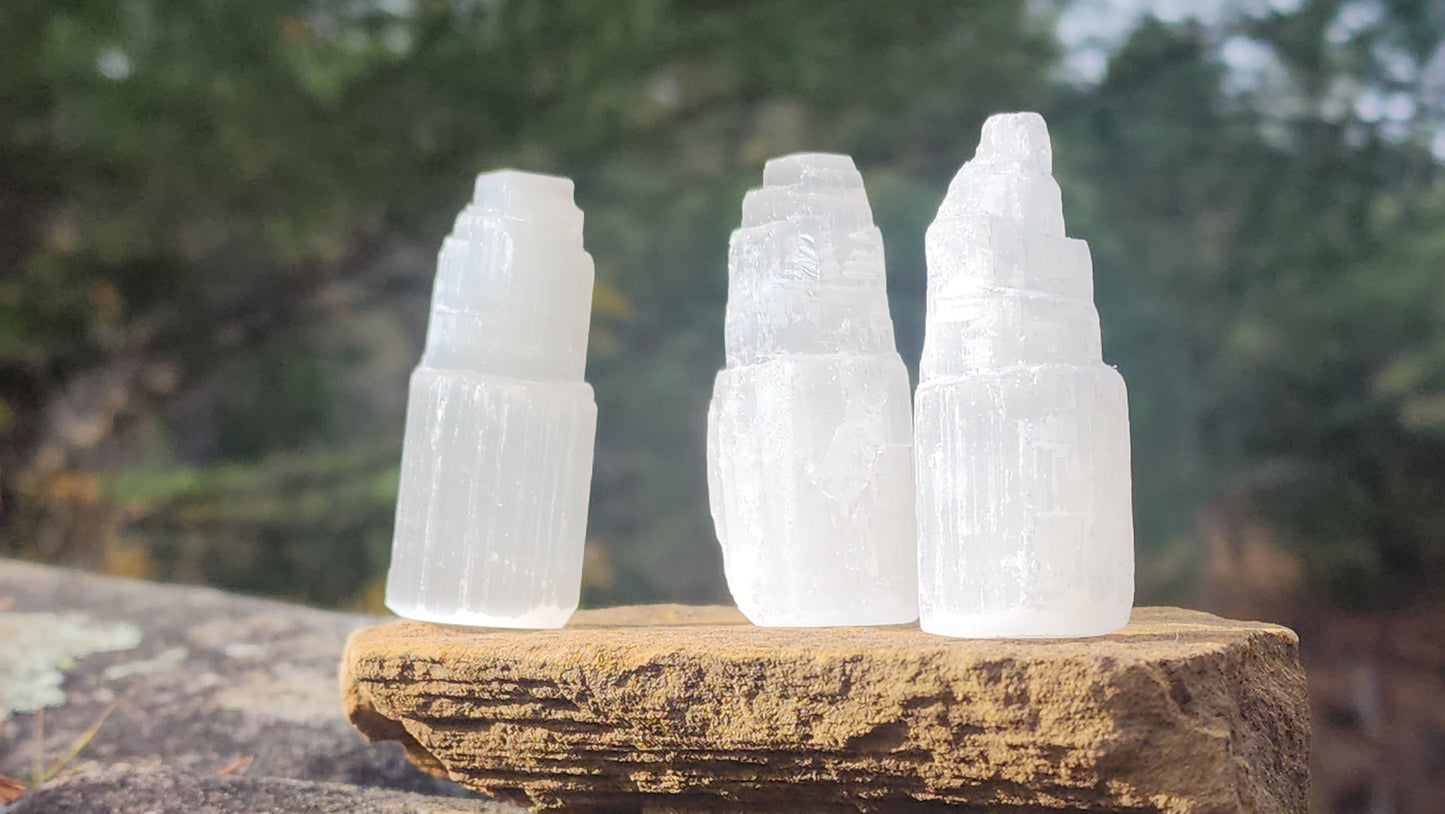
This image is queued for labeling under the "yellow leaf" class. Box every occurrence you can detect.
[591,281,635,322]
[352,576,389,615]
[48,473,100,506]
[102,537,159,581]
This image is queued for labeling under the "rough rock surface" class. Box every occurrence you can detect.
[343,605,1309,813]
[7,763,513,814]
[0,559,518,813]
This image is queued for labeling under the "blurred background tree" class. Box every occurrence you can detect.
[4,1,1445,809]
[1,0,1066,605]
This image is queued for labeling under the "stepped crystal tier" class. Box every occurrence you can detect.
[385,170,597,629]
[707,153,917,627]
[916,113,1134,638]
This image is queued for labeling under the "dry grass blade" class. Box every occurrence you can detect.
[36,702,117,785]
[216,755,254,776]
[30,710,43,787]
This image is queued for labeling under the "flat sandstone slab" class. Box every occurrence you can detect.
[342,606,1308,813]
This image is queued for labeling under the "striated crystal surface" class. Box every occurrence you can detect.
[916,113,1134,638]
[707,153,917,627]
[385,170,597,629]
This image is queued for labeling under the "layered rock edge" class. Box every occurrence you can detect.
[341,605,1308,813]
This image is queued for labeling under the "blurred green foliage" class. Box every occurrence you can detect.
[1,0,1442,610]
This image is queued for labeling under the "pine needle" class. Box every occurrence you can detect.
[216,755,254,776]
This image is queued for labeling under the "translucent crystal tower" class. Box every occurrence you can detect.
[385,170,597,629]
[916,113,1134,638]
[707,153,917,627]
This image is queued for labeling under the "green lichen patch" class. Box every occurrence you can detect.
[0,612,142,719]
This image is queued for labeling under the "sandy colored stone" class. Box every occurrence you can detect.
[342,605,1308,813]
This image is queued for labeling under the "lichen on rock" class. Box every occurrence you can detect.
[0,612,140,720]
[0,559,487,807]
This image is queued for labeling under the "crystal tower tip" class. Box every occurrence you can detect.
[934,112,1065,240]
[728,153,890,364]
[468,170,583,237]
[473,168,574,203]
[976,112,1052,173]
[760,152,863,188]
[424,169,593,382]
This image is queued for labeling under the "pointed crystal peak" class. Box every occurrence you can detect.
[921,110,1095,377]
[976,112,1052,174]
[933,111,1064,238]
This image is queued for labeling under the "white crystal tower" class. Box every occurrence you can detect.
[916,113,1134,638]
[707,153,917,627]
[385,170,597,629]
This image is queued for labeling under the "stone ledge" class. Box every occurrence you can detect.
[342,606,1309,813]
